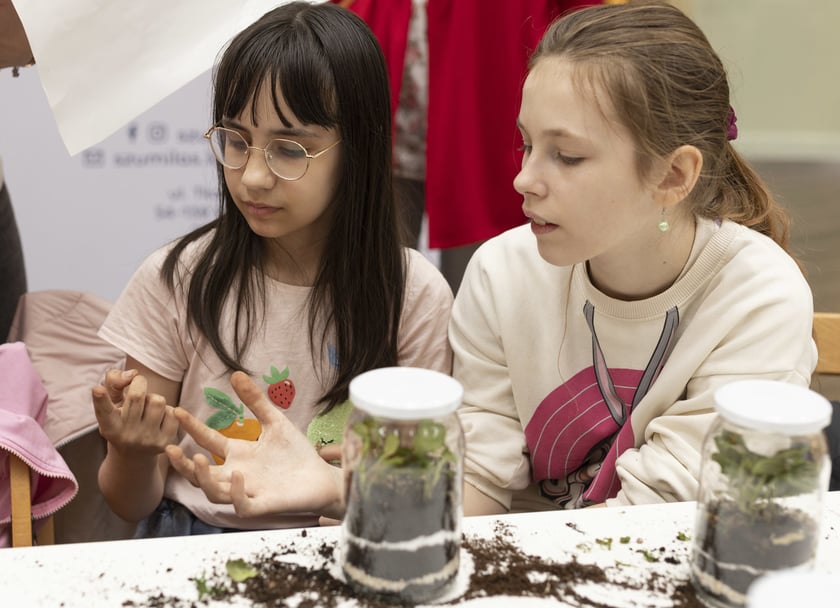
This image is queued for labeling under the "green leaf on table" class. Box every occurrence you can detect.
[226,559,258,582]
[193,573,223,600]
[194,574,210,600]
[595,537,613,550]
[638,549,659,562]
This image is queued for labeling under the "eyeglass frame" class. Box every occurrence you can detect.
[204,125,342,181]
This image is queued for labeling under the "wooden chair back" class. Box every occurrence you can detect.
[9,455,55,546]
[815,312,840,375]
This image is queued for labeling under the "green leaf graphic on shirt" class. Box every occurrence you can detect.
[202,386,262,465]
[204,386,244,429]
[306,399,353,449]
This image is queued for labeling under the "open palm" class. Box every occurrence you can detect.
[166,371,344,519]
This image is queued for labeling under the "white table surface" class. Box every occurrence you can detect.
[2,493,838,607]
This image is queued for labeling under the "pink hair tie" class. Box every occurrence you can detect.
[726,106,738,141]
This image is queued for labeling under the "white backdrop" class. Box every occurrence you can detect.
[0,67,219,302]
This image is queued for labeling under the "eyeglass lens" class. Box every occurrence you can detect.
[208,128,310,180]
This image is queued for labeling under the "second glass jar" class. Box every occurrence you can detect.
[339,366,465,604]
[691,379,832,608]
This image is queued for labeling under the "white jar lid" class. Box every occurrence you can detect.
[713,379,832,435]
[349,367,463,420]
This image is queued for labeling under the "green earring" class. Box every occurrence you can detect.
[658,208,670,232]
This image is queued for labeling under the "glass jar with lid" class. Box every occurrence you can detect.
[691,379,832,608]
[339,367,464,604]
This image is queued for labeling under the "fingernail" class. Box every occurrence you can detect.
[121,370,137,380]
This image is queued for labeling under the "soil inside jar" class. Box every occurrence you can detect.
[342,461,458,603]
[692,498,818,603]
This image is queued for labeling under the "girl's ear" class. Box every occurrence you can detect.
[655,144,703,208]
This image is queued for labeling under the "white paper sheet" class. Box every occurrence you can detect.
[12,0,323,155]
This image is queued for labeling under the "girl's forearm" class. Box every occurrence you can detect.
[98,446,167,522]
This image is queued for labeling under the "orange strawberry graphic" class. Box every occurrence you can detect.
[263,366,296,409]
[204,386,261,465]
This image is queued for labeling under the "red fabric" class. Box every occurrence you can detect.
[338,0,598,248]
[338,0,412,118]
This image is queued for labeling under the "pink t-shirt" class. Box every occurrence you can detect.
[99,237,453,529]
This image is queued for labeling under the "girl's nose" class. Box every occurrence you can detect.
[513,155,544,198]
[240,149,276,189]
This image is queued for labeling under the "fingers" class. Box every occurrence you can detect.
[161,404,180,439]
[103,368,138,404]
[141,395,179,444]
[230,371,279,425]
[173,407,229,457]
[92,369,140,425]
[166,446,233,503]
[165,444,195,483]
[192,453,232,503]
[92,373,145,436]
[131,391,166,425]
[229,470,256,517]
[120,374,149,423]
[318,516,342,526]
[92,385,116,422]
[318,444,342,464]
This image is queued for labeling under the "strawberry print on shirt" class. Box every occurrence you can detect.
[263,365,296,409]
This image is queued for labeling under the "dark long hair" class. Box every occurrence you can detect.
[533,1,794,256]
[161,1,403,411]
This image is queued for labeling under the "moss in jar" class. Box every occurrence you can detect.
[350,417,456,497]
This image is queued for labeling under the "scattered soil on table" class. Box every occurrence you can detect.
[126,523,704,608]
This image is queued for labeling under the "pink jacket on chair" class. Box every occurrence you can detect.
[0,342,78,547]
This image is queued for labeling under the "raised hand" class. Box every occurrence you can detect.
[92,369,180,455]
[166,371,344,520]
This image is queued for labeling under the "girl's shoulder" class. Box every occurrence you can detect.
[691,219,812,316]
[122,230,216,296]
[712,219,807,285]
[402,247,454,303]
[473,224,549,267]
[464,224,569,291]
[142,230,216,273]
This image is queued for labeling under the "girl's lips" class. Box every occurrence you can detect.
[246,202,279,217]
[529,218,558,235]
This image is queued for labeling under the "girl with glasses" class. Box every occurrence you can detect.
[91,1,453,536]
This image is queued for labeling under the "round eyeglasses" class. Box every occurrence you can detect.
[204,126,342,181]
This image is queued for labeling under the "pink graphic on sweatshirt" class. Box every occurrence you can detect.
[524,366,642,507]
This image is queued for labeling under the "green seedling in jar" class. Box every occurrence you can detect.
[711,429,822,517]
[350,417,457,499]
